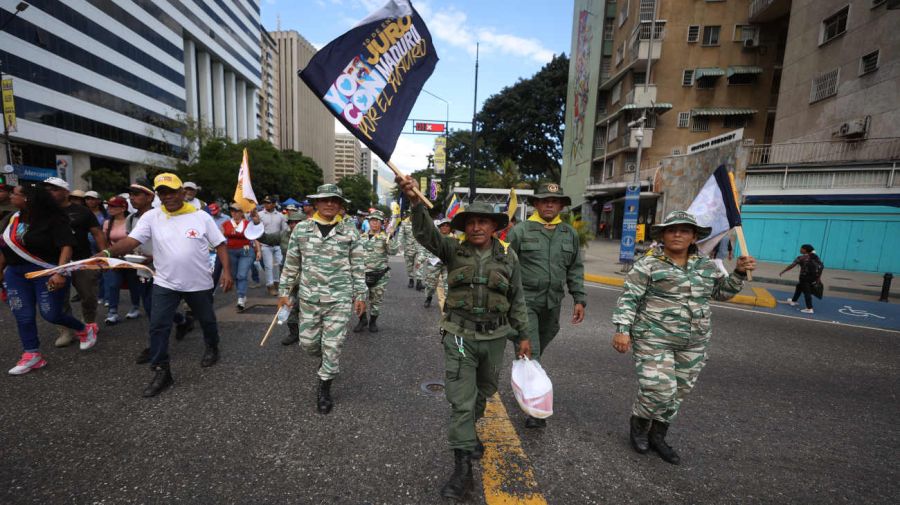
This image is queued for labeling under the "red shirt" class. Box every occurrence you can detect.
[222,219,251,249]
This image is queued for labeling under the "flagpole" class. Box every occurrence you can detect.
[734,226,753,281]
[386,160,434,209]
[469,42,479,204]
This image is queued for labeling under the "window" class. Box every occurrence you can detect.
[639,0,655,22]
[687,25,700,43]
[860,50,879,75]
[696,77,716,89]
[702,26,720,45]
[604,159,615,180]
[608,120,619,143]
[682,69,694,86]
[728,72,759,85]
[809,68,840,103]
[734,25,759,42]
[723,116,749,128]
[604,17,615,40]
[611,81,622,104]
[601,56,612,78]
[619,0,630,26]
[633,72,646,85]
[820,6,849,45]
[691,116,710,132]
[872,0,886,7]
[615,42,624,66]
[677,112,690,128]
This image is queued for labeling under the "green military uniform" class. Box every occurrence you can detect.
[612,211,745,464]
[278,211,307,337]
[279,185,365,386]
[508,183,585,362]
[423,218,451,309]
[412,202,529,452]
[398,218,421,285]
[359,211,399,320]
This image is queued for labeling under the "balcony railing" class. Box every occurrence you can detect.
[749,0,791,22]
[745,166,898,193]
[624,85,657,108]
[748,138,900,165]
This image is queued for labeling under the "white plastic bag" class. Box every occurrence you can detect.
[511,358,553,419]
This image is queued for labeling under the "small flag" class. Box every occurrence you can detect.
[299,0,439,162]
[233,148,258,212]
[386,201,401,236]
[687,165,742,255]
[505,188,518,220]
[446,194,461,219]
[429,179,438,200]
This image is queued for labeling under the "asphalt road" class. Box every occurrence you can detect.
[1,256,897,504]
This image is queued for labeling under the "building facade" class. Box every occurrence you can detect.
[333,132,361,183]
[1,0,262,189]
[272,30,335,183]
[258,29,280,149]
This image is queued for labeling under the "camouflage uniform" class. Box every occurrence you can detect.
[279,208,365,381]
[612,251,745,423]
[398,218,420,282]
[361,227,400,317]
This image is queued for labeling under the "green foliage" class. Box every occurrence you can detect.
[337,174,376,213]
[81,167,128,198]
[562,212,594,248]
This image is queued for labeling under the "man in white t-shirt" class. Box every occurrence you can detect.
[102,173,233,397]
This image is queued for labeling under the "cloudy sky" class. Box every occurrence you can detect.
[260,0,574,181]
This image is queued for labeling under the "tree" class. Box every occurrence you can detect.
[337,174,376,213]
[476,54,568,182]
[281,150,325,197]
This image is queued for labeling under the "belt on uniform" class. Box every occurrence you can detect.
[446,311,507,332]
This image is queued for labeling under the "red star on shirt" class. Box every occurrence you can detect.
[186,229,199,238]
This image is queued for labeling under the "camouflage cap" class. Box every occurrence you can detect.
[528,182,571,206]
[650,210,712,240]
[437,217,452,227]
[307,183,350,204]
[368,210,386,221]
[287,210,305,221]
[449,201,509,232]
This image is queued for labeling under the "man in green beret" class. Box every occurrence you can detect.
[507,182,586,429]
[396,175,531,502]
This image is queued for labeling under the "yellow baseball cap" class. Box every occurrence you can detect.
[153,172,183,190]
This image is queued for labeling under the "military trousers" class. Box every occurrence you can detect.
[364,273,390,317]
[403,250,419,280]
[524,303,562,362]
[443,334,506,452]
[296,297,352,381]
[631,333,709,423]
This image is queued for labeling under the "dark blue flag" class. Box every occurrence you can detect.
[299,0,439,161]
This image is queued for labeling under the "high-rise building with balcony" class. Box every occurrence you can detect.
[258,29,280,149]
[333,132,361,183]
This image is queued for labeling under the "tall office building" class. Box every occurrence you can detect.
[333,132,361,183]
[272,30,335,183]
[258,29,280,149]
[1,0,262,188]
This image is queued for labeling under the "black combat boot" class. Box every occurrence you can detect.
[142,364,173,398]
[525,416,547,428]
[415,279,424,291]
[317,379,334,414]
[439,449,473,501]
[408,278,415,288]
[424,294,432,308]
[648,420,680,465]
[352,313,368,333]
[281,322,299,345]
[200,345,219,367]
[470,436,485,460]
[629,415,651,454]
[368,315,379,332]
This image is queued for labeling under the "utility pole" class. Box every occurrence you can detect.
[469,43,479,203]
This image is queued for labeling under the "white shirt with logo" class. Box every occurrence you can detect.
[129,207,225,292]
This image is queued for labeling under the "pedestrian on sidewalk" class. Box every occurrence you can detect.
[397,175,532,502]
[258,196,287,296]
[100,173,233,397]
[779,244,823,314]
[507,182,586,430]
[353,210,399,333]
[1,184,99,375]
[277,184,366,415]
[611,211,756,465]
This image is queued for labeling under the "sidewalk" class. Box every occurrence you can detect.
[581,239,899,305]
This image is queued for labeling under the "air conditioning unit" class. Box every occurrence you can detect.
[742,138,756,146]
[625,162,637,173]
[833,118,868,138]
[742,39,758,49]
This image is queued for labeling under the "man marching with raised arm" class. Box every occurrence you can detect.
[507,182,586,429]
[278,184,366,415]
[397,175,531,502]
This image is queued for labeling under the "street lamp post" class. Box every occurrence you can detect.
[1,2,30,169]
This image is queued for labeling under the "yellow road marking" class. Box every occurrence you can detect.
[584,274,778,308]
[478,394,548,505]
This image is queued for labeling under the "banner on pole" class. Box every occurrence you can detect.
[433,135,447,174]
[234,148,258,212]
[618,184,641,262]
[687,165,743,255]
[299,0,439,162]
[2,79,17,133]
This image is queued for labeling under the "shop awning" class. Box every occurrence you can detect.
[727,65,763,77]
[694,67,726,79]
[620,103,674,111]
[691,107,758,116]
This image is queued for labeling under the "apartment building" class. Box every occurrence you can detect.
[334,132,361,183]
[258,29,280,149]
[1,0,262,188]
[272,30,335,183]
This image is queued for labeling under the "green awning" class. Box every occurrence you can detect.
[691,107,758,116]
[694,67,725,79]
[727,66,763,77]
[620,103,674,111]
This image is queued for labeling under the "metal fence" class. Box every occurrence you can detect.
[748,138,900,165]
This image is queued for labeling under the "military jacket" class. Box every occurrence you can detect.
[508,220,586,308]
[362,231,400,272]
[278,228,292,258]
[412,204,529,341]
[398,219,418,251]
[612,252,745,340]
[278,218,365,303]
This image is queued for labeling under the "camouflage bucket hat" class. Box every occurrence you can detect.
[307,183,350,204]
[650,210,712,240]
[449,201,509,232]
[528,182,571,206]
[368,210,386,221]
[286,210,305,221]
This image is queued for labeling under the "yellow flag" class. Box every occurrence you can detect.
[506,188,518,219]
[233,148,258,212]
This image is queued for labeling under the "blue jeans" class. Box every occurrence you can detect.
[227,247,253,298]
[4,264,85,352]
[149,285,219,366]
[104,269,142,313]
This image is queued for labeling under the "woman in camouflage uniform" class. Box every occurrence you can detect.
[612,211,756,464]
[353,210,399,333]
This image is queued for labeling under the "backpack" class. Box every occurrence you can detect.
[807,254,824,279]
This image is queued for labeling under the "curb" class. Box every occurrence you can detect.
[584,274,777,308]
